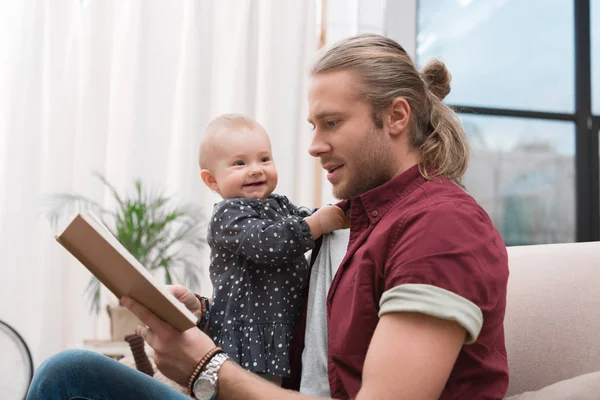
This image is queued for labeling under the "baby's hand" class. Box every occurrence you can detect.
[314,205,346,234]
[305,205,347,239]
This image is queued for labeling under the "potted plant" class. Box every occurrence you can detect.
[44,172,206,340]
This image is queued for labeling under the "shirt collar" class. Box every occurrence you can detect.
[337,163,426,225]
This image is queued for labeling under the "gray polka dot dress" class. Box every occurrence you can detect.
[207,194,314,377]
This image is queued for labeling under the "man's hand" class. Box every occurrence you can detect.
[305,205,346,239]
[165,284,203,320]
[122,296,331,400]
[121,296,215,386]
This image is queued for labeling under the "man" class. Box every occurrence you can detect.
[27,34,509,400]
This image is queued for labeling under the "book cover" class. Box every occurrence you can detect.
[56,212,198,332]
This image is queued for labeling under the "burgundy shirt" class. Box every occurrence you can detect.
[284,165,509,399]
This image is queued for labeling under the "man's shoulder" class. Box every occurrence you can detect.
[378,179,503,256]
[376,180,508,306]
[389,178,487,223]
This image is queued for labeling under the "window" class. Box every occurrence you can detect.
[593,0,600,114]
[594,0,600,235]
[418,0,599,243]
[462,115,575,245]
[418,0,574,113]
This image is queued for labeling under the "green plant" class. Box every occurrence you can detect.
[44,172,206,314]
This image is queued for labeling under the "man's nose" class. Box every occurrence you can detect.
[308,134,330,158]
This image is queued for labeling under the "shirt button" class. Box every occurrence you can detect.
[371,210,378,217]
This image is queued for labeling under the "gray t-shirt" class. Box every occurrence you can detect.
[299,229,350,396]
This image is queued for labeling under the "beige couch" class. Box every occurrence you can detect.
[504,241,600,399]
[121,241,600,398]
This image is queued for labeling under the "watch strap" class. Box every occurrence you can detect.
[187,346,222,395]
[192,352,230,399]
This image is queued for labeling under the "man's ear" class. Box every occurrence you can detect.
[387,97,411,137]
[200,169,219,192]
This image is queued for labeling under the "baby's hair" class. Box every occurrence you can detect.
[198,113,264,170]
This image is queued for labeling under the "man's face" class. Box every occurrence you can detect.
[308,70,395,199]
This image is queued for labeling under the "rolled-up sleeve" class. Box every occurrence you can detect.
[379,284,483,343]
[381,200,507,344]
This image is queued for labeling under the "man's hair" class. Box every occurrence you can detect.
[311,33,469,187]
[198,113,263,169]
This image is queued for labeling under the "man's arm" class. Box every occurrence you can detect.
[123,295,333,400]
[356,312,465,400]
[216,362,332,400]
[215,312,464,400]
[124,291,464,400]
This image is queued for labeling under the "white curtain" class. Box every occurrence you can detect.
[0,0,317,367]
[321,0,416,56]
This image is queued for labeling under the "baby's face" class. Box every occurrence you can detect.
[209,127,278,200]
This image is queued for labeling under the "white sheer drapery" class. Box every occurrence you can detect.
[0,0,317,367]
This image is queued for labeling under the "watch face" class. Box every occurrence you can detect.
[193,376,215,400]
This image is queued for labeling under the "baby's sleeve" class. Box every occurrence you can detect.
[209,199,314,265]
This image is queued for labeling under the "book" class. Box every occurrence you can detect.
[55,211,198,332]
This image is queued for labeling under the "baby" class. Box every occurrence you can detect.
[198,114,345,383]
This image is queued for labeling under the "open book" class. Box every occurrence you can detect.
[55,211,198,332]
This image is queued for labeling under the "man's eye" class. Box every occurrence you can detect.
[234,160,245,166]
[260,157,271,163]
[326,120,338,128]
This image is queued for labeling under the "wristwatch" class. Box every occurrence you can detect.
[192,352,230,400]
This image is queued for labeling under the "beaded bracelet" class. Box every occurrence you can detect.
[187,346,222,395]
[194,294,211,330]
[203,297,211,327]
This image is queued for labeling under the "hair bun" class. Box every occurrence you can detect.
[420,59,451,100]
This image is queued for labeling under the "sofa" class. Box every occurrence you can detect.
[122,241,600,398]
[504,241,600,399]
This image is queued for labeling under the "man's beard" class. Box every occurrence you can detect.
[333,129,395,200]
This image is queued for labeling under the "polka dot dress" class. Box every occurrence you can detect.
[207,194,314,377]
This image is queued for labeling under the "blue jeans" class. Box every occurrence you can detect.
[26,349,194,400]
